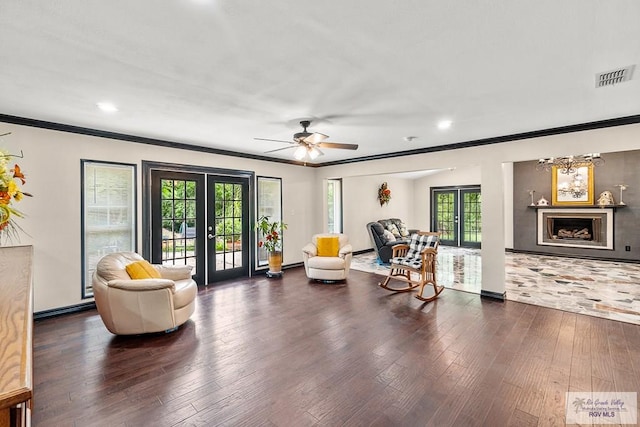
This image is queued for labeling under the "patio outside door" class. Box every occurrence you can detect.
[432,186,481,248]
[207,175,249,282]
[150,170,249,285]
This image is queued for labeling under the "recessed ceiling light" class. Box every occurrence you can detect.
[437,119,452,130]
[96,102,118,113]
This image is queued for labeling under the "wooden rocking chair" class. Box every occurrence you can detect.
[378,232,443,302]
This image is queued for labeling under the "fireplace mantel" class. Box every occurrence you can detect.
[528,205,626,210]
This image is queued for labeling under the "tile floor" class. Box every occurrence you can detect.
[351,247,640,325]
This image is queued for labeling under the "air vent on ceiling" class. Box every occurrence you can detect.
[595,65,635,88]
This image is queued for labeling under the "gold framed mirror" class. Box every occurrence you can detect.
[552,165,594,205]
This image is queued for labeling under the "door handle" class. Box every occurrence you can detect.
[208,234,215,240]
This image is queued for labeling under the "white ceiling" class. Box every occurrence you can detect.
[1,1,639,164]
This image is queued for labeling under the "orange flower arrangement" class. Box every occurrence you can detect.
[0,147,32,239]
[378,182,391,206]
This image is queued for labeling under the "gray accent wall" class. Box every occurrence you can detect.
[513,150,640,261]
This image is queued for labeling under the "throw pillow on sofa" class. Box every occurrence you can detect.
[382,229,396,242]
[397,221,410,237]
[386,223,401,238]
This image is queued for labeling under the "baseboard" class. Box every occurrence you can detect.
[480,290,506,301]
[34,301,96,320]
[253,262,303,276]
[509,248,640,264]
[283,262,303,270]
[353,248,375,256]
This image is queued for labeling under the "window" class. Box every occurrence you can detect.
[256,176,282,267]
[327,179,342,233]
[82,161,136,298]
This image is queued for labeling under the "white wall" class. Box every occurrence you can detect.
[502,162,514,249]
[2,122,317,312]
[342,175,414,252]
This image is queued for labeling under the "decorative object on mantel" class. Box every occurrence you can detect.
[378,182,391,206]
[536,196,549,206]
[527,189,536,206]
[552,165,594,206]
[1,133,32,243]
[615,184,628,205]
[597,190,615,206]
[256,215,288,277]
[536,153,604,174]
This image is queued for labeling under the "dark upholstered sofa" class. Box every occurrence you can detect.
[366,218,418,263]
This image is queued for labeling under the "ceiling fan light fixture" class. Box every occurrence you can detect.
[308,147,321,160]
[256,120,358,159]
[293,146,307,160]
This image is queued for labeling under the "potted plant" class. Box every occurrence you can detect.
[256,215,288,275]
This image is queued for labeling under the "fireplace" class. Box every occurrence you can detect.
[547,217,601,242]
[537,208,613,250]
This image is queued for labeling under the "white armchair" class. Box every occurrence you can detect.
[302,233,352,281]
[92,252,197,335]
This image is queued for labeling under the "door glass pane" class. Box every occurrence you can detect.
[436,192,456,242]
[161,178,198,273]
[463,191,482,243]
[214,182,244,271]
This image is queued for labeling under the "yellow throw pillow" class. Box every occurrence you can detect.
[125,260,161,279]
[317,236,340,257]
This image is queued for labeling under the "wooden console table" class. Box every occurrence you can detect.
[0,246,34,427]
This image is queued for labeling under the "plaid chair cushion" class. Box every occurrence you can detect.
[390,234,438,269]
[390,256,423,269]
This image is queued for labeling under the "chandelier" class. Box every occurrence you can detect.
[536,153,604,174]
[557,171,587,198]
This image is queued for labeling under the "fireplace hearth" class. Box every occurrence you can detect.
[537,208,613,250]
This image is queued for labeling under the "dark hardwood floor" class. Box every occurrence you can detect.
[33,267,640,426]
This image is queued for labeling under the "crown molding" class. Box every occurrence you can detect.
[2,113,639,168]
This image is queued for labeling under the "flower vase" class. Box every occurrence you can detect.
[267,251,283,275]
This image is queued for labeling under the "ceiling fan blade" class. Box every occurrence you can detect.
[316,141,359,150]
[254,137,296,144]
[302,132,329,144]
[264,145,298,154]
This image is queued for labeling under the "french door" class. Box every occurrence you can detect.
[149,169,249,285]
[432,186,481,248]
[207,175,249,282]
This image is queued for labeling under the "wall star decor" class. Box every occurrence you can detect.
[378,182,391,206]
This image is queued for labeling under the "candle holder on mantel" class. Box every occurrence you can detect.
[615,184,628,205]
[527,189,536,206]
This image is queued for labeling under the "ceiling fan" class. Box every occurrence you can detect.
[255,120,358,162]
